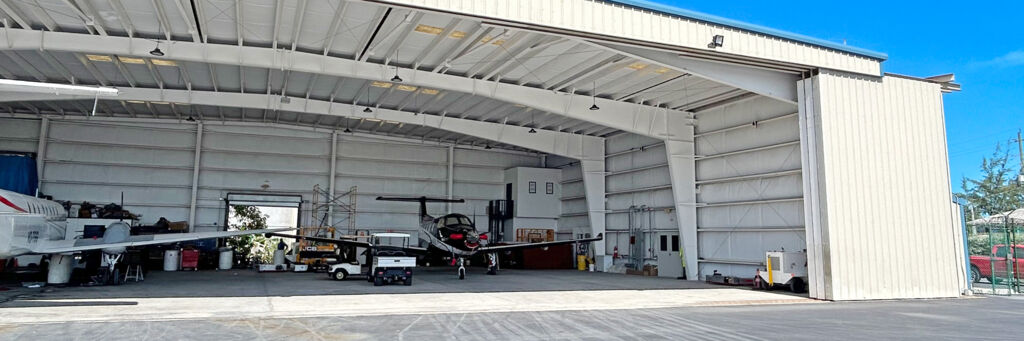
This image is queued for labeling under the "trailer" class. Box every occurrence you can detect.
[754,250,808,293]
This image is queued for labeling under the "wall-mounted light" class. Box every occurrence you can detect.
[708,35,724,48]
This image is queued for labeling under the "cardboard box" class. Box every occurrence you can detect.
[168,221,189,231]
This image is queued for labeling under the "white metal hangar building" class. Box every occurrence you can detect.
[0,0,965,301]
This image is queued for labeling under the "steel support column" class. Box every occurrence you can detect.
[327,131,338,227]
[665,139,698,280]
[447,144,454,214]
[35,117,49,195]
[580,155,607,269]
[187,122,203,232]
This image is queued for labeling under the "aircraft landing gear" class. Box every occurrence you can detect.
[486,252,498,275]
[457,257,466,280]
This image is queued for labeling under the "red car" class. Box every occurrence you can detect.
[970,244,1024,283]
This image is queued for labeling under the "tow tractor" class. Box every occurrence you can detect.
[327,233,416,286]
[754,250,808,293]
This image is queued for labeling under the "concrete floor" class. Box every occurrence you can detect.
[1,268,1018,340]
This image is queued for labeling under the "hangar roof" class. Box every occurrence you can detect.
[0,0,876,152]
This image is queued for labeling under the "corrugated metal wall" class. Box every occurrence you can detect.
[798,71,964,300]
[0,118,540,239]
[377,0,881,76]
[694,96,803,277]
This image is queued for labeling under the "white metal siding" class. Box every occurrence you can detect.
[798,72,962,300]
[377,0,882,76]
[0,118,41,153]
[694,96,803,277]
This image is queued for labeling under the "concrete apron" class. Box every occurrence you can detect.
[0,288,817,325]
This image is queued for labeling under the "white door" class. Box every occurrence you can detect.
[655,233,683,278]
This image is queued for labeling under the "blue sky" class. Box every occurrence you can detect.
[649,0,1024,192]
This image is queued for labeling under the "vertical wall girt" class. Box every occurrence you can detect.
[35,117,49,194]
[187,122,203,232]
[665,139,698,280]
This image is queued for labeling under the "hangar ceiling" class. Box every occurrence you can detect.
[0,0,748,152]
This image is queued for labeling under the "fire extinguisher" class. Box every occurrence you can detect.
[613,246,619,259]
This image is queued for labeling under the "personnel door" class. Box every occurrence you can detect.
[655,233,682,278]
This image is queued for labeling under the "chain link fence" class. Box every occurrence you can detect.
[968,221,1023,295]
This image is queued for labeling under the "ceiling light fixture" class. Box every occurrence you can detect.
[363,87,373,113]
[344,127,352,133]
[150,42,164,56]
[708,34,724,48]
[391,49,403,82]
[528,112,537,133]
[186,116,196,122]
[589,81,600,111]
[484,144,492,150]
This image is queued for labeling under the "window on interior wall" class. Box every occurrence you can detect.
[671,235,679,252]
[528,181,536,194]
[660,235,668,251]
[545,182,553,194]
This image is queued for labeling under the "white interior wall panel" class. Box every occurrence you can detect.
[798,71,962,300]
[2,118,540,239]
[0,118,40,153]
[196,124,331,232]
[694,96,802,277]
[554,157,588,239]
[602,134,677,270]
[42,121,197,224]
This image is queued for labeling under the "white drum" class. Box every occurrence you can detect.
[273,249,285,266]
[218,249,233,270]
[163,249,180,271]
[46,254,74,284]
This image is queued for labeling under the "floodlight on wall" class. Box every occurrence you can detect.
[708,35,724,48]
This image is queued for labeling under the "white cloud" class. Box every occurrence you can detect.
[978,50,1024,67]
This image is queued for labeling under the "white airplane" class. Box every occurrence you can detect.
[0,188,289,283]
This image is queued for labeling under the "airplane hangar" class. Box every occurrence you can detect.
[0,0,966,302]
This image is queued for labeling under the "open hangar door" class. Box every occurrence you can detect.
[0,0,966,300]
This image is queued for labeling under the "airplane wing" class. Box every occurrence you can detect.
[268,232,430,255]
[29,228,294,254]
[266,232,372,249]
[476,233,603,253]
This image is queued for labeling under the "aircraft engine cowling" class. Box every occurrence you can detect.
[101,221,131,254]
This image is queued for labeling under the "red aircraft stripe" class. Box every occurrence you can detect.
[0,195,27,212]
